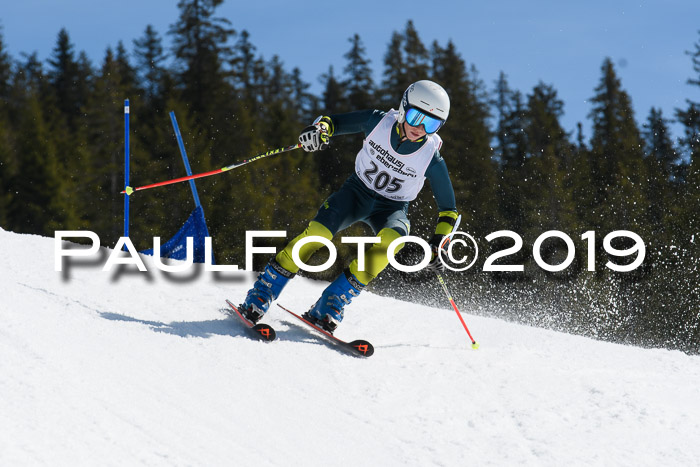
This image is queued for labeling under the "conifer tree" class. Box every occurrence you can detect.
[132,23,174,198]
[402,21,429,84]
[43,32,93,230]
[644,108,677,173]
[686,30,700,90]
[430,40,499,236]
[291,67,316,123]
[520,83,578,257]
[492,72,527,233]
[585,58,648,236]
[676,33,700,349]
[331,34,376,194]
[7,82,78,235]
[0,25,13,223]
[641,108,679,250]
[8,51,85,234]
[524,84,573,164]
[316,66,351,190]
[258,55,296,144]
[168,0,235,122]
[343,34,374,110]
[78,48,147,242]
[380,31,405,107]
[681,136,699,242]
[133,25,167,104]
[231,30,257,104]
[133,27,205,249]
[65,50,94,229]
[75,50,94,101]
[46,28,88,130]
[5,52,46,124]
[114,41,138,95]
[320,65,347,114]
[0,25,11,99]
[380,21,431,107]
[493,73,528,169]
[0,27,13,224]
[676,31,700,173]
[673,30,699,281]
[226,54,318,257]
[0,117,12,226]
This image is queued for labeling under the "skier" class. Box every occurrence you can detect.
[239,80,459,333]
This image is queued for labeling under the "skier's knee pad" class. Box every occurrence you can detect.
[276,221,334,274]
[349,227,403,285]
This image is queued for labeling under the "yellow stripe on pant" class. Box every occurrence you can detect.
[276,221,334,274]
[348,227,403,285]
[276,222,406,286]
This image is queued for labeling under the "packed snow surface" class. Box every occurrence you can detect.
[1,228,699,466]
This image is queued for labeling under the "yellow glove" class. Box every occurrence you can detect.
[299,116,333,152]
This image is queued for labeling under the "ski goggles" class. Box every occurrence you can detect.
[405,106,445,134]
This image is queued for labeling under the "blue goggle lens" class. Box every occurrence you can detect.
[405,107,444,134]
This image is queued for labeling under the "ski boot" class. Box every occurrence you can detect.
[240,259,295,323]
[303,269,365,334]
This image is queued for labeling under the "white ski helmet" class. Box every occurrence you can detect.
[397,80,450,133]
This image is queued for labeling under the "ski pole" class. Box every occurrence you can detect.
[121,143,303,195]
[436,271,479,349]
[435,215,479,349]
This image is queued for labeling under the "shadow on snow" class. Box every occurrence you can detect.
[98,310,326,345]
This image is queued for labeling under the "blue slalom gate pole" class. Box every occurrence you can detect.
[123,99,130,250]
[169,111,214,264]
[170,111,202,209]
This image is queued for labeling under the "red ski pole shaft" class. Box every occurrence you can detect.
[121,143,302,195]
[434,213,479,349]
[436,272,479,349]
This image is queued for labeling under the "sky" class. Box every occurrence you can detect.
[2,0,699,141]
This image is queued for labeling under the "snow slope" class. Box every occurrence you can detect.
[2,228,700,467]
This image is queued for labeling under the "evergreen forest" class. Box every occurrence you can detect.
[0,1,698,353]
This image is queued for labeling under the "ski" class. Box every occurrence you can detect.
[277,304,374,357]
[224,299,276,342]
